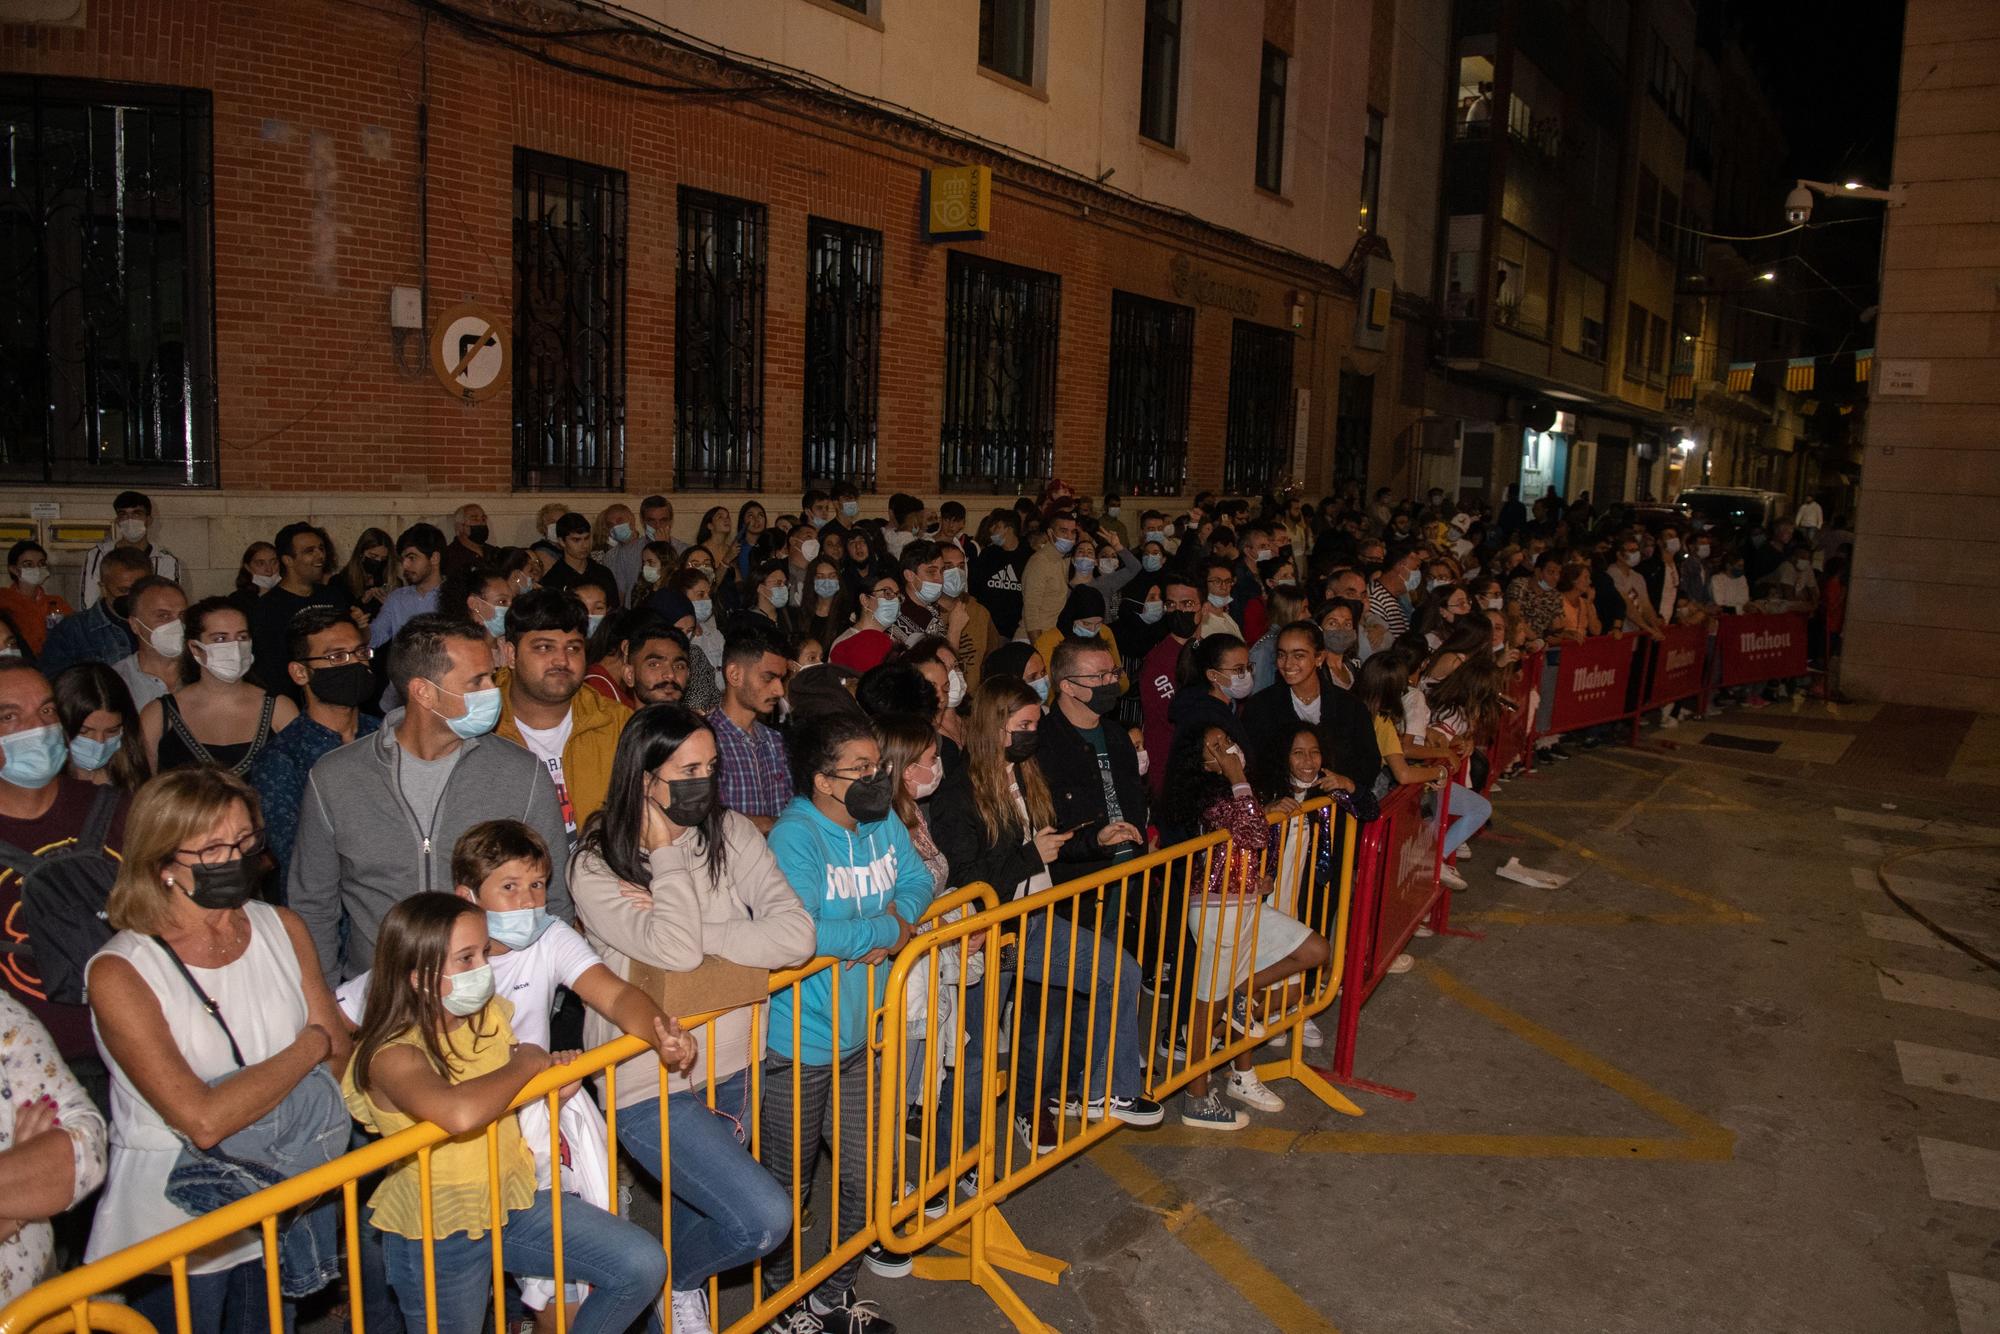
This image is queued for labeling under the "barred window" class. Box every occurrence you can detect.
[1222,319,1294,495]
[0,79,217,487]
[513,148,627,490]
[939,252,1060,494]
[803,218,882,491]
[1103,292,1192,496]
[676,187,766,491]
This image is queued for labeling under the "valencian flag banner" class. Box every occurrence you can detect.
[1855,347,1874,383]
[1547,634,1641,733]
[1718,613,1809,687]
[1727,361,1755,392]
[1785,357,1816,391]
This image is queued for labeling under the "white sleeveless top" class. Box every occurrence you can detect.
[84,901,310,1274]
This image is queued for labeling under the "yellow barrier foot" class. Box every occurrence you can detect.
[1258,1052,1366,1118]
[903,1204,1064,1332]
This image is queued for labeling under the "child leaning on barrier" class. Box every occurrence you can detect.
[335,820,695,1334]
[762,710,936,1334]
[342,893,668,1334]
[1158,725,1329,1132]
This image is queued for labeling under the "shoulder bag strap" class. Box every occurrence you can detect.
[78,785,121,855]
[150,934,246,1069]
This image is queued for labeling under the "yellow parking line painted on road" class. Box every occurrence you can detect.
[1141,1124,1732,1161]
[1578,750,1750,807]
[1499,817,1761,923]
[1091,1140,1342,1333]
[1452,908,1760,927]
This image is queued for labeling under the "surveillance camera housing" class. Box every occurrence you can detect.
[1784,185,1814,225]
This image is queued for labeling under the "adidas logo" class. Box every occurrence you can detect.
[985,568,1023,592]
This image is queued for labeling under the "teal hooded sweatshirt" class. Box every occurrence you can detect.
[765,794,936,1062]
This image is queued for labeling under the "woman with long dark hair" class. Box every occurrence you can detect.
[336,527,395,614]
[138,598,295,776]
[566,703,808,1324]
[54,662,151,792]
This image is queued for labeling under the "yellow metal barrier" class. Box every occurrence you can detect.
[872,798,1359,1332]
[0,806,1354,1334]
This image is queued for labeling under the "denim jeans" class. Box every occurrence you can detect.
[614,1069,789,1292]
[380,1190,665,1334]
[931,974,1012,1176]
[128,1259,293,1334]
[1441,781,1491,859]
[1018,900,1145,1104]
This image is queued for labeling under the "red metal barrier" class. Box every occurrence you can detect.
[1641,623,1709,713]
[1484,648,1542,791]
[1325,781,1449,1101]
[1717,611,1809,687]
[1545,633,1642,735]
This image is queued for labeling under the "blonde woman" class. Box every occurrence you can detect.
[86,768,350,1334]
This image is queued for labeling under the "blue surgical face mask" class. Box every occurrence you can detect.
[442,963,495,1017]
[916,579,943,605]
[1403,567,1421,591]
[811,514,830,530]
[1139,600,1164,624]
[1072,557,1096,577]
[873,597,901,628]
[1072,621,1102,639]
[1145,530,1168,547]
[481,603,509,638]
[486,906,551,951]
[1053,536,1076,555]
[68,732,123,772]
[1142,553,1164,572]
[432,684,502,740]
[1030,677,1050,703]
[1207,591,1231,608]
[769,584,790,609]
[692,598,713,623]
[587,613,604,637]
[941,568,968,598]
[1,723,69,789]
[610,522,634,543]
[814,577,841,599]
[841,500,860,519]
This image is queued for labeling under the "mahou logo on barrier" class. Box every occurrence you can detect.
[1570,663,1618,702]
[1548,635,1639,732]
[1719,612,1809,687]
[1737,627,1793,664]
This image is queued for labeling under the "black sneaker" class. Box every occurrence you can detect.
[1100,1094,1166,1127]
[861,1243,911,1280]
[807,1288,896,1334]
[765,1301,826,1334]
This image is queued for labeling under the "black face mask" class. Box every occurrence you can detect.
[1077,681,1122,716]
[1165,610,1197,639]
[363,555,388,578]
[468,524,490,545]
[660,774,716,827]
[110,594,133,621]
[1004,730,1039,763]
[185,858,263,911]
[310,662,374,708]
[841,769,894,824]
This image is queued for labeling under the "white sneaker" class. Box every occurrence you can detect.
[1386,953,1415,974]
[1439,864,1469,892]
[1659,709,1681,729]
[1302,1017,1324,1049]
[1413,922,1435,938]
[1226,1068,1285,1113]
[1496,857,1568,888]
[670,1286,711,1334]
[1455,843,1472,862]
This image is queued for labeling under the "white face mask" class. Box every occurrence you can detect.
[116,518,148,543]
[909,761,943,800]
[947,668,966,709]
[195,639,254,684]
[144,618,187,659]
[1136,749,1150,777]
[251,572,281,591]
[16,566,47,588]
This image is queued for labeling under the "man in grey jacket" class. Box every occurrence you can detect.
[289,612,572,981]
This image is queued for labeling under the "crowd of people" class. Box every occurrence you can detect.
[0,478,1849,1334]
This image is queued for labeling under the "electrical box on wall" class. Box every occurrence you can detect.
[389,286,424,330]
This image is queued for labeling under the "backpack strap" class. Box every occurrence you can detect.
[150,935,246,1069]
[76,786,120,857]
[0,841,40,879]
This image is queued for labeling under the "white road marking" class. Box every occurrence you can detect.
[1920,1138,2000,1210]
[1950,1272,2000,1334]
[1854,865,1999,911]
[1844,836,1890,859]
[1864,912,1962,952]
[1897,1041,2000,1104]
[1877,969,2000,1023]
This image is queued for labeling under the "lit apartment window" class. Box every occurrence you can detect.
[1256,44,1288,193]
[0,80,218,488]
[1104,292,1194,496]
[1140,0,1182,145]
[1358,109,1384,233]
[516,148,628,490]
[940,252,1060,493]
[676,187,767,491]
[980,0,1037,85]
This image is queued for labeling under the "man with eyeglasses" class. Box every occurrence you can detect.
[249,605,382,888]
[1198,558,1244,641]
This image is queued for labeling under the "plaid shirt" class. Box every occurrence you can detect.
[708,707,793,819]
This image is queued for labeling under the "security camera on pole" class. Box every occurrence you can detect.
[1783,178,1906,226]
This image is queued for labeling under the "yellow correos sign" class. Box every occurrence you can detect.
[924,166,992,240]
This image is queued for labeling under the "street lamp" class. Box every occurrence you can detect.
[1784,178,1906,225]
